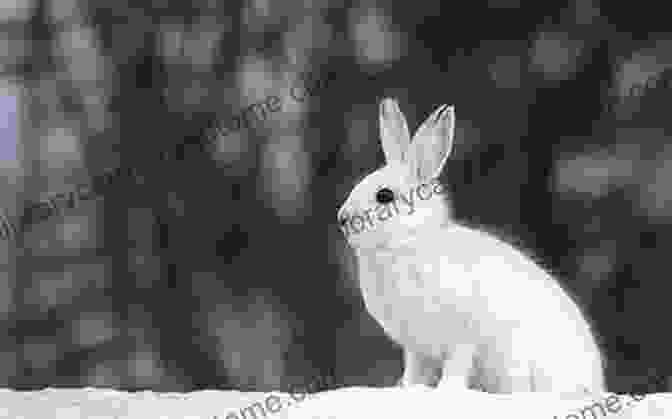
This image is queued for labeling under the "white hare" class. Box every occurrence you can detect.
[336,98,604,393]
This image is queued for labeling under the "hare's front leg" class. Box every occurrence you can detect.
[475,336,534,393]
[438,342,477,390]
[398,349,441,387]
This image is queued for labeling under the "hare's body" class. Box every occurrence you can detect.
[337,98,604,393]
[356,223,604,392]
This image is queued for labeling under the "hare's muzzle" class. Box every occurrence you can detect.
[338,215,348,226]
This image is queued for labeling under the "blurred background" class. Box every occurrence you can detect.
[1,0,671,394]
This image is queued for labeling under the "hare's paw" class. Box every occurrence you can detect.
[437,342,477,391]
[399,349,442,387]
[437,373,471,391]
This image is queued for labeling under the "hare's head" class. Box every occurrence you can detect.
[337,98,455,249]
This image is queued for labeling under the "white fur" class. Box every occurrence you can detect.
[337,98,604,394]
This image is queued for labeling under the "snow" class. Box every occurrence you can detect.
[0,385,670,419]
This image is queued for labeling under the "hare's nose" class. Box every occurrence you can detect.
[338,215,348,227]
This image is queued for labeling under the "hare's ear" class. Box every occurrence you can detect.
[407,104,455,182]
[379,98,410,164]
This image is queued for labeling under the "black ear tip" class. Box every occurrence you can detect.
[435,104,453,121]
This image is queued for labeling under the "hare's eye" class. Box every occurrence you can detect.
[375,188,395,204]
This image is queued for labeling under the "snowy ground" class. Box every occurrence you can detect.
[0,385,670,418]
